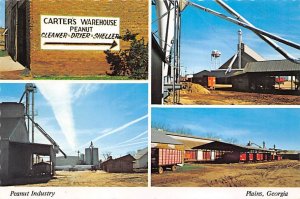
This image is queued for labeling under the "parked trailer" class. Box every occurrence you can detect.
[240,153,247,162]
[255,153,264,161]
[203,151,211,161]
[151,148,183,174]
[247,153,254,162]
[185,150,197,162]
[275,155,282,160]
[193,76,216,90]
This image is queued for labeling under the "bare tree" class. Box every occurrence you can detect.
[224,137,239,144]
[205,132,221,139]
[151,121,170,131]
[102,151,112,160]
[174,127,193,135]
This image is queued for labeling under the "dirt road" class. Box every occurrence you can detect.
[24,171,147,187]
[177,89,300,105]
[151,160,300,187]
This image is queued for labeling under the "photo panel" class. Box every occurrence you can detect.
[151,0,300,105]
[0,82,148,187]
[0,0,148,80]
[151,107,300,187]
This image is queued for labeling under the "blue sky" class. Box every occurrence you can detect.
[0,83,148,159]
[152,0,300,74]
[152,108,300,150]
[0,0,3,28]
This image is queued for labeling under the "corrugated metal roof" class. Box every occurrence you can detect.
[194,140,272,152]
[151,129,183,145]
[219,44,264,70]
[244,60,300,73]
[243,45,265,62]
[164,131,220,142]
[173,140,210,150]
[278,150,300,155]
[193,69,241,78]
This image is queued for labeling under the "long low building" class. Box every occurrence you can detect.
[152,129,285,164]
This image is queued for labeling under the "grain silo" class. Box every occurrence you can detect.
[85,142,99,166]
[0,84,66,185]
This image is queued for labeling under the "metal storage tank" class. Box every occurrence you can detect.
[0,102,29,143]
[80,154,85,162]
[85,142,99,166]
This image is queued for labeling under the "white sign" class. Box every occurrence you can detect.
[41,15,120,50]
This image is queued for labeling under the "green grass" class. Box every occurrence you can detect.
[0,50,8,57]
[33,75,134,80]
[178,164,204,172]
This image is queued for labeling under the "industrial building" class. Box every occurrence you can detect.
[278,150,300,161]
[5,0,148,76]
[193,42,265,85]
[0,103,57,185]
[151,0,300,104]
[55,142,100,171]
[0,84,66,185]
[56,156,83,167]
[101,154,135,173]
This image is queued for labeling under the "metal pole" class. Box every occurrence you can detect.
[25,91,29,135]
[32,89,34,143]
[177,8,181,104]
[172,1,177,104]
[187,1,300,64]
[238,29,242,69]
[14,2,18,61]
[215,0,300,65]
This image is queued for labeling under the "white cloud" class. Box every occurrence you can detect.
[101,140,148,151]
[117,130,148,145]
[36,83,77,150]
[80,114,148,149]
[73,84,100,101]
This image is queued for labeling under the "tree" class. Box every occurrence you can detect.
[104,30,148,79]
[174,127,192,135]
[151,121,170,131]
[224,137,239,144]
[102,151,112,160]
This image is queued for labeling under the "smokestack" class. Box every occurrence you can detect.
[263,141,266,149]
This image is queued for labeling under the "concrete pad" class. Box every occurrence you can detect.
[0,56,26,72]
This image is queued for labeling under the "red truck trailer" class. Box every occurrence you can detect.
[151,148,183,174]
[239,153,247,162]
[184,150,197,162]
